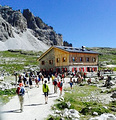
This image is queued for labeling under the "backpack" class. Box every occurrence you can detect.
[60,82,63,87]
[58,82,63,88]
[57,82,60,88]
[53,80,57,85]
[16,86,25,96]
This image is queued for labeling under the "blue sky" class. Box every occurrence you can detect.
[1,0,116,48]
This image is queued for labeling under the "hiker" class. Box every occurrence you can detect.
[48,74,50,84]
[53,78,58,93]
[105,75,111,87]
[52,75,55,84]
[81,75,84,83]
[83,72,86,81]
[62,73,65,83]
[18,74,22,83]
[41,75,44,84]
[29,77,32,89]
[25,72,28,78]
[42,80,50,104]
[57,74,60,81]
[58,79,63,96]
[16,82,25,112]
[77,75,82,84]
[70,77,73,89]
[87,77,91,84]
[35,75,39,88]
[23,76,27,86]
[97,70,100,78]
[38,72,42,84]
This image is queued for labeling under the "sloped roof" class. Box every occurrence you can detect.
[37,46,53,61]
[55,46,99,54]
[38,46,99,61]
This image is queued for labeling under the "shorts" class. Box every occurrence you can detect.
[59,87,62,91]
[44,92,48,97]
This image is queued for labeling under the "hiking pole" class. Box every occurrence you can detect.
[26,88,31,104]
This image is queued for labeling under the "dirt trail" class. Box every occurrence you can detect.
[1,77,115,120]
[1,78,66,120]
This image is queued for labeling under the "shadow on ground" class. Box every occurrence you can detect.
[1,109,21,113]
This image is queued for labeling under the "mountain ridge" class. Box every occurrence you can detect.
[0,5,63,51]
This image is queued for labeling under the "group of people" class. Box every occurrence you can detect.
[17,72,44,88]
[16,72,64,112]
[52,76,63,96]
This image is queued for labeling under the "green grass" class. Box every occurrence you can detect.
[0,88,16,104]
[51,85,115,120]
[0,50,43,74]
[101,87,116,93]
[86,47,116,70]
[47,115,61,120]
[64,85,102,112]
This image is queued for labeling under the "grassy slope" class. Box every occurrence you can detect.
[50,85,115,120]
[87,47,116,71]
[0,50,43,74]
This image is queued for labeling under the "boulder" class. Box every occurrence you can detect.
[111,93,116,99]
[89,113,116,120]
[55,110,61,114]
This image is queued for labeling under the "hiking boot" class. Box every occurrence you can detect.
[20,109,23,112]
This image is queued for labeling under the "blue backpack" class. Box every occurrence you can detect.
[19,87,25,96]
[60,82,63,87]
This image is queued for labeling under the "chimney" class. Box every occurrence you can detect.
[82,46,85,51]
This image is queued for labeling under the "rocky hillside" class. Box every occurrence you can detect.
[0,5,63,51]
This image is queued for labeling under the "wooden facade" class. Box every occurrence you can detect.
[38,46,99,73]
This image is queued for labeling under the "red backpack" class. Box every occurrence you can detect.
[57,82,61,88]
[16,86,25,96]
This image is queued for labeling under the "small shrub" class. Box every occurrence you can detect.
[56,101,68,110]
[0,88,16,104]
[47,115,62,120]
[80,105,110,115]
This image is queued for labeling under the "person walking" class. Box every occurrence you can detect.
[35,75,39,88]
[53,78,58,93]
[16,82,25,112]
[69,77,73,89]
[42,80,50,104]
[52,75,55,84]
[41,75,44,84]
[48,74,50,84]
[29,77,32,89]
[58,79,63,96]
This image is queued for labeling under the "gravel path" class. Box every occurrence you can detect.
[0,76,115,120]
[1,78,68,120]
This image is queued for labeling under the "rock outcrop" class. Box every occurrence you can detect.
[0,16,14,41]
[0,6,27,33]
[23,9,62,46]
[0,5,63,50]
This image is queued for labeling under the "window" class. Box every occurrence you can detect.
[86,57,89,62]
[92,58,96,62]
[80,57,83,62]
[56,58,60,63]
[63,57,66,62]
[49,60,53,64]
[72,57,75,62]
[41,61,45,65]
